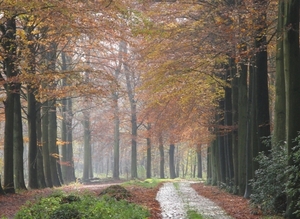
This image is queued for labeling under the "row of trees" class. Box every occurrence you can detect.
[0,0,207,196]
[0,0,126,192]
[1,0,300,216]
[134,0,300,217]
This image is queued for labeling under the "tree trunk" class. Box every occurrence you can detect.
[283,0,300,217]
[207,146,212,183]
[159,135,165,178]
[196,144,202,178]
[146,136,152,178]
[3,17,17,194]
[60,53,76,184]
[61,94,68,182]
[169,144,176,179]
[245,64,255,198]
[14,84,26,190]
[36,102,46,188]
[130,103,138,179]
[217,100,226,184]
[0,175,4,195]
[253,0,271,168]
[48,99,61,186]
[113,92,120,179]
[28,89,39,189]
[65,97,76,183]
[42,101,53,187]
[83,112,92,181]
[273,0,286,145]
[237,62,248,196]
[122,42,138,179]
[231,60,239,194]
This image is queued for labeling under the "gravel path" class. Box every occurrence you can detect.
[156,181,232,219]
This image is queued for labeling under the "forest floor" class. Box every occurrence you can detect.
[0,179,276,219]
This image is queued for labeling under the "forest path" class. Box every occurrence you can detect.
[156,181,232,219]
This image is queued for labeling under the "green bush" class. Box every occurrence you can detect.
[285,138,300,218]
[14,192,149,219]
[250,140,287,215]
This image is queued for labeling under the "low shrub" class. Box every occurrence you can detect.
[285,140,300,218]
[14,192,149,219]
[250,140,287,215]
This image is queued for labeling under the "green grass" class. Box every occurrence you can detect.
[122,178,169,188]
[187,209,204,219]
[14,192,149,219]
[173,182,180,190]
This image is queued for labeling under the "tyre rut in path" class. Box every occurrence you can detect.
[156,181,232,219]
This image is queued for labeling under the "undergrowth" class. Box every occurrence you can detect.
[14,191,149,219]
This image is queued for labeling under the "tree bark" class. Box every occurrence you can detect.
[3,17,17,194]
[237,62,248,196]
[13,84,26,190]
[146,135,152,179]
[28,89,39,189]
[83,112,92,181]
[36,102,46,188]
[283,0,300,217]
[273,0,286,145]
[112,91,120,179]
[159,134,165,178]
[169,144,176,179]
[42,101,53,187]
[196,144,202,178]
[48,99,61,187]
[231,60,239,194]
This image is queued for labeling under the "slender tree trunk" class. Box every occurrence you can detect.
[207,146,212,183]
[3,17,17,194]
[48,99,61,186]
[0,175,4,195]
[224,82,234,187]
[42,102,53,187]
[130,103,138,179]
[231,60,239,194]
[196,144,202,178]
[13,84,26,190]
[146,136,152,178]
[237,62,248,196]
[113,92,120,179]
[273,0,285,145]
[245,64,255,198]
[159,135,165,178]
[83,112,92,181]
[65,98,76,183]
[61,97,67,181]
[253,0,271,171]
[217,100,226,184]
[169,144,176,179]
[28,89,39,189]
[122,42,138,179]
[283,0,300,217]
[36,102,46,188]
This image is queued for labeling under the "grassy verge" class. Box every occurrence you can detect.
[122,178,170,188]
[13,191,149,219]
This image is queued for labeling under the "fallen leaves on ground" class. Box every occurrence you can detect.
[191,183,262,219]
[0,180,162,219]
[126,184,162,219]
[0,180,277,219]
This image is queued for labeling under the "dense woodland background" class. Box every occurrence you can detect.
[0,0,300,218]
